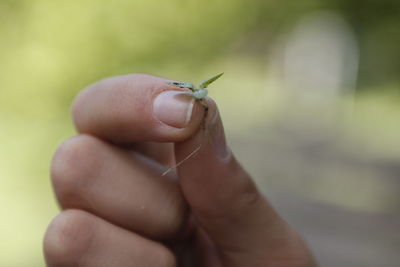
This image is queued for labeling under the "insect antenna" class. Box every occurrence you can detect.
[162,144,202,176]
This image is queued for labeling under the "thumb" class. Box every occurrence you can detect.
[175,99,315,266]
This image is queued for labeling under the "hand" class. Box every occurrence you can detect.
[43,74,317,267]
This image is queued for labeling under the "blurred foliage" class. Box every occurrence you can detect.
[0,0,399,266]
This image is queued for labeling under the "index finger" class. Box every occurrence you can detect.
[72,74,205,144]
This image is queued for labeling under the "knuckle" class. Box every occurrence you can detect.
[51,135,103,206]
[43,210,95,266]
[227,162,261,214]
[196,163,261,220]
[162,194,188,238]
[71,90,84,125]
[235,176,261,212]
[71,86,94,129]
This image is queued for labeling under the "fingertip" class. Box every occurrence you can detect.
[70,73,207,144]
[188,97,231,162]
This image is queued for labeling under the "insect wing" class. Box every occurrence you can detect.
[197,73,224,89]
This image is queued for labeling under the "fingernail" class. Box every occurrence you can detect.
[153,91,195,128]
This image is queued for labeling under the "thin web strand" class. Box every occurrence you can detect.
[162,145,202,176]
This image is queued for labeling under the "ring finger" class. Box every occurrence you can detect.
[44,209,177,267]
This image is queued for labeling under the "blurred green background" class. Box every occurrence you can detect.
[1,0,399,266]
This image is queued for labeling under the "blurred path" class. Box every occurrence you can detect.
[229,125,400,267]
[270,193,400,267]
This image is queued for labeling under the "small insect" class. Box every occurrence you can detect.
[166,72,224,111]
[162,73,224,175]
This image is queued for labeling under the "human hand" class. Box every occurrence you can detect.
[43,74,317,267]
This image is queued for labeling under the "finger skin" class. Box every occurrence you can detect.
[51,134,187,240]
[131,142,175,167]
[72,74,204,144]
[60,73,316,266]
[43,209,177,267]
[175,98,317,267]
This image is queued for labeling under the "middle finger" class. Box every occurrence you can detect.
[51,134,187,240]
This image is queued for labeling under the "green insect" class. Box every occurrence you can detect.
[166,73,224,108]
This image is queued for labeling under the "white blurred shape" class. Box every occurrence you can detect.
[281,11,358,106]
